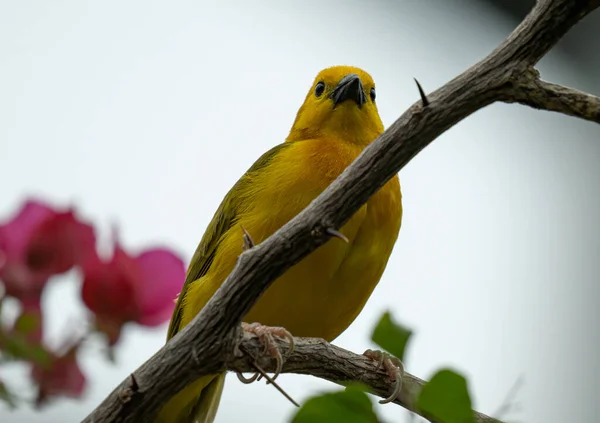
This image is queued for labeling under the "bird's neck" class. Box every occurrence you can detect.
[286,126,381,147]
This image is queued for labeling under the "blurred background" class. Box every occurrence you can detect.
[1,0,599,422]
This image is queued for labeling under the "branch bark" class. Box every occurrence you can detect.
[506,67,600,124]
[230,334,498,423]
[83,1,599,422]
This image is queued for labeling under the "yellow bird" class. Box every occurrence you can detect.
[156,65,402,423]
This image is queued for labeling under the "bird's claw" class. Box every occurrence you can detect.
[236,322,294,384]
[363,349,404,404]
[236,372,259,384]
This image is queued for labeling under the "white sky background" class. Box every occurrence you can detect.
[1,1,599,422]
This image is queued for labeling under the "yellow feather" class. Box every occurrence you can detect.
[156,65,402,423]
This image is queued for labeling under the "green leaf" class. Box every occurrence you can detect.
[14,313,39,335]
[27,344,51,367]
[417,369,474,423]
[371,311,412,361]
[0,333,50,366]
[292,386,379,423]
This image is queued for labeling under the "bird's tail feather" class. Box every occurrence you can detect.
[154,373,226,423]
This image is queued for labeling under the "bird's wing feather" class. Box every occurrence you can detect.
[167,142,291,339]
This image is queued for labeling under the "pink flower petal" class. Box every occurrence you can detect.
[0,199,56,263]
[81,247,139,321]
[0,199,57,299]
[81,246,141,344]
[31,343,86,407]
[26,210,96,275]
[134,248,185,326]
[0,250,6,273]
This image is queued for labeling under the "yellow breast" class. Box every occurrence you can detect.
[181,138,402,342]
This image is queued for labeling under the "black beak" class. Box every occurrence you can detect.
[329,73,366,107]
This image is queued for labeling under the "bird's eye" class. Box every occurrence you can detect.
[315,82,325,97]
[370,87,376,102]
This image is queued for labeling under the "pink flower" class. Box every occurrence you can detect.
[81,245,185,345]
[0,200,56,301]
[0,199,96,304]
[31,342,86,407]
[26,209,96,276]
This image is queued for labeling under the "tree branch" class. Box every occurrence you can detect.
[230,334,497,423]
[506,67,600,124]
[83,1,599,422]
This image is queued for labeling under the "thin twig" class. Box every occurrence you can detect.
[493,375,525,419]
[251,361,300,408]
[236,342,299,407]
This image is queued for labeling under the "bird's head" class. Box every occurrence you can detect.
[287,66,384,146]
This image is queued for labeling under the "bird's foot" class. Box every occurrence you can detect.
[236,322,294,384]
[363,349,404,404]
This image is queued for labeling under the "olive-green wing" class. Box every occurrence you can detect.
[167,142,290,340]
